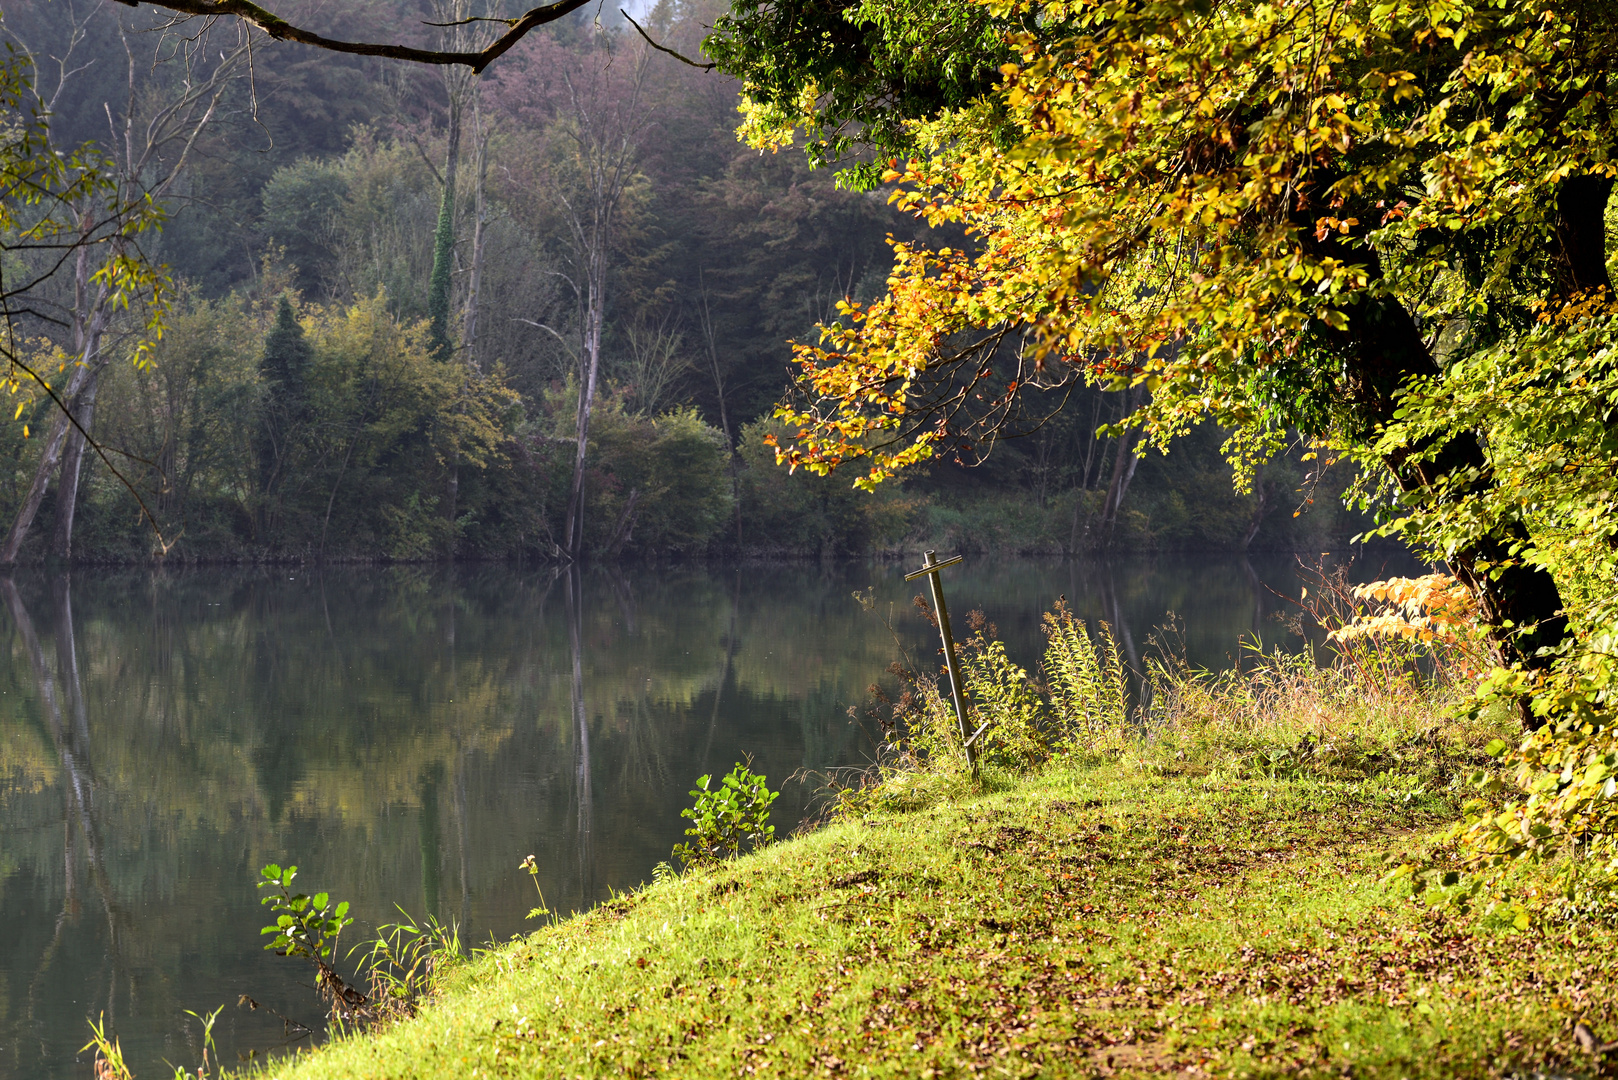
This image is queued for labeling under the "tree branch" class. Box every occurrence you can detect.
[620,11,714,70]
[114,0,594,73]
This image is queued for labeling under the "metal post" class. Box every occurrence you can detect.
[904,550,980,774]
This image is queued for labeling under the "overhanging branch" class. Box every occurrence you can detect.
[117,0,594,73]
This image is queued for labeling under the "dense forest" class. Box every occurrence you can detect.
[0,0,1367,563]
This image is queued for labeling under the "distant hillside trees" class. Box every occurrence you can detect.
[0,3,1369,563]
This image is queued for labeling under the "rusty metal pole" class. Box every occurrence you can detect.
[905,550,979,774]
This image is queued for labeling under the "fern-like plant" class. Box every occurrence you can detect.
[1041,602,1128,745]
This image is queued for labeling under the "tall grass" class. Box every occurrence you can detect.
[1133,562,1498,791]
[839,599,1134,812]
[1042,602,1128,741]
[847,565,1497,813]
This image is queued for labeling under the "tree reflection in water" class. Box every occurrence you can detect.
[4,576,126,1055]
[0,556,1389,1078]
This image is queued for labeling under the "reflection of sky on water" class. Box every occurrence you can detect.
[0,553,1421,1078]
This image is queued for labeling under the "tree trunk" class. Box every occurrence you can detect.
[1317,233,1569,727]
[1239,460,1267,551]
[696,273,732,448]
[1115,444,1140,528]
[1069,387,1114,553]
[445,94,493,561]
[1551,173,1615,296]
[1099,386,1139,541]
[435,96,468,549]
[1080,388,1104,489]
[461,95,490,366]
[0,323,109,566]
[551,42,652,562]
[51,367,102,562]
[562,259,606,560]
[427,95,464,360]
[5,233,109,567]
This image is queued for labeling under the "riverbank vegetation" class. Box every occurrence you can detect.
[190,584,1618,1079]
[57,576,1564,1078]
[13,0,1618,1068]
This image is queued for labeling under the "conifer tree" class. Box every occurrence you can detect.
[255,295,312,525]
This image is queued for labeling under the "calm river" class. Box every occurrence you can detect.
[0,554,1415,1078]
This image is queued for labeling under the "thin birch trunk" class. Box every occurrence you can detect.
[462,94,491,365]
[51,368,101,561]
[447,90,492,557]
[563,242,607,558]
[0,302,110,566]
[550,40,652,562]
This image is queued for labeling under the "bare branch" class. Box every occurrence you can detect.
[620,10,714,70]
[403,127,448,188]
[424,15,515,28]
[514,317,575,350]
[114,0,594,72]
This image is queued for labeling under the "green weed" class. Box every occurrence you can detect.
[671,762,779,869]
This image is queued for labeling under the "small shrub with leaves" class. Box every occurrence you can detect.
[926,598,1128,767]
[257,863,369,1020]
[841,597,1132,815]
[671,763,779,869]
[1042,601,1128,744]
[258,863,353,962]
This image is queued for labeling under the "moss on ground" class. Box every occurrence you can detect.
[245,742,1618,1080]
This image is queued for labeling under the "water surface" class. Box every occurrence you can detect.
[0,554,1414,1077]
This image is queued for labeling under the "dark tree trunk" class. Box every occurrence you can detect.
[1552,173,1615,295]
[1318,237,1568,728]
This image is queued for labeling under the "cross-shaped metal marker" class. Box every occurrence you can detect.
[905,550,986,774]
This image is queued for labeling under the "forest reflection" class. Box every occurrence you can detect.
[0,555,1406,1078]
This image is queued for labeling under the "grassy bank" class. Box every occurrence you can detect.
[241,703,1618,1080]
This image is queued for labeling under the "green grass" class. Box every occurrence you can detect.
[242,725,1618,1080]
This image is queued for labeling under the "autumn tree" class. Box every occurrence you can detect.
[737,0,1617,707]
[705,0,1618,894]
